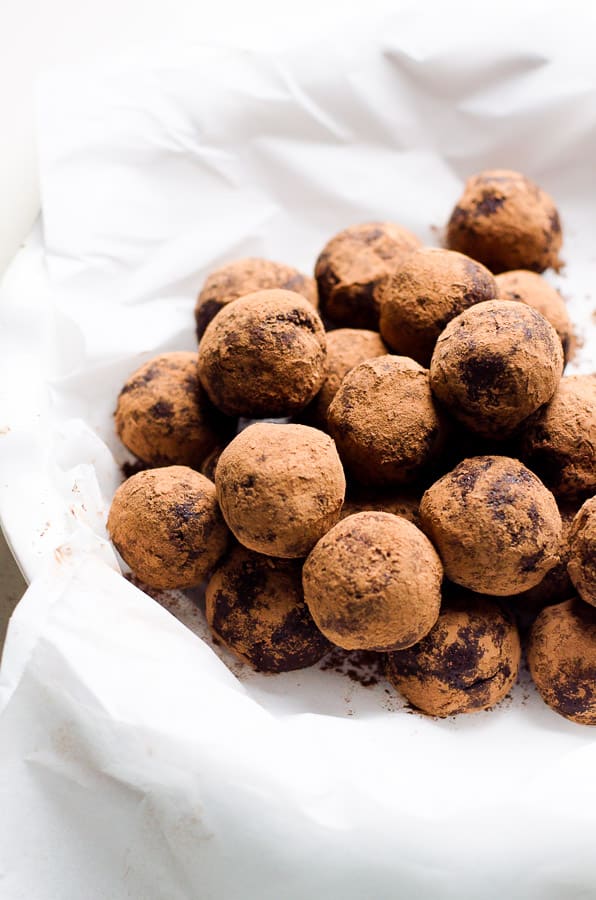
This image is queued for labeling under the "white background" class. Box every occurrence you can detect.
[0,0,581,273]
[0,0,403,274]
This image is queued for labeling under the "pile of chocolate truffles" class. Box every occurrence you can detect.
[108,169,596,723]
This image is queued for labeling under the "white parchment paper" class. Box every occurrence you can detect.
[1,10,596,898]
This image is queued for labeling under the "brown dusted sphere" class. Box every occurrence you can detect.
[446,169,562,274]
[568,498,596,608]
[386,592,520,716]
[328,355,444,486]
[341,487,421,528]
[215,423,345,558]
[107,466,229,589]
[197,289,326,417]
[115,352,234,468]
[420,456,562,596]
[379,248,497,366]
[519,375,596,501]
[194,257,318,338]
[206,546,330,673]
[495,270,572,364]
[528,599,596,724]
[300,328,387,430]
[504,504,577,616]
[302,511,442,652]
[314,222,422,330]
[429,300,564,439]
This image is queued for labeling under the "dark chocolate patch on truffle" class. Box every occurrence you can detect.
[520,548,546,573]
[459,353,508,403]
[475,192,505,217]
[150,400,174,420]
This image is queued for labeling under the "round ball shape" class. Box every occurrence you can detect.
[495,270,571,363]
[429,300,564,438]
[315,222,422,329]
[197,289,326,417]
[519,375,596,500]
[568,497,596,608]
[107,466,229,589]
[115,352,233,468]
[215,423,346,558]
[504,504,577,614]
[528,599,596,725]
[386,593,520,716]
[206,546,330,673]
[301,328,387,429]
[195,257,318,338]
[379,248,497,366]
[302,511,443,652]
[419,456,562,596]
[328,355,444,486]
[446,169,562,273]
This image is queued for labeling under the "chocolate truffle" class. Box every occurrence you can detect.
[302,511,442,651]
[528,599,596,724]
[195,257,318,338]
[419,456,562,596]
[215,423,345,558]
[197,289,327,417]
[495,270,572,363]
[315,222,422,329]
[115,352,233,468]
[505,504,577,614]
[379,248,497,366]
[206,546,330,673]
[328,355,444,486]
[519,375,596,501]
[567,497,596,607]
[300,328,387,429]
[107,466,229,589]
[341,487,421,528]
[446,169,562,273]
[429,300,564,438]
[386,593,520,716]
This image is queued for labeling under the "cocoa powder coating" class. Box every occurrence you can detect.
[115,352,234,468]
[567,497,596,608]
[495,270,572,363]
[300,328,387,430]
[315,222,422,329]
[429,300,564,438]
[302,511,443,651]
[419,456,562,596]
[328,355,444,486]
[195,257,318,338]
[503,504,577,613]
[379,248,497,366]
[215,423,346,558]
[206,545,330,673]
[197,289,327,417]
[386,592,520,716]
[520,375,596,501]
[107,466,229,589]
[446,169,562,273]
[528,599,596,724]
